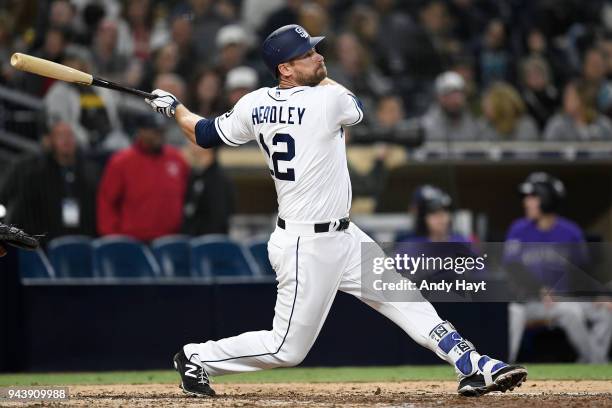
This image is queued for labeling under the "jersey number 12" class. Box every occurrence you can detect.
[259,133,295,181]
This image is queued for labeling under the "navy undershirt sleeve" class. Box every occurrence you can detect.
[195,117,223,148]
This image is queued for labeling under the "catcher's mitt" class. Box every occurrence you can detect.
[0,223,40,257]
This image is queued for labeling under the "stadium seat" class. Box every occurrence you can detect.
[48,236,94,278]
[190,235,260,277]
[19,248,54,279]
[248,240,275,276]
[92,236,161,278]
[151,235,191,277]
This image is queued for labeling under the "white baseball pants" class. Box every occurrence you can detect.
[184,223,448,376]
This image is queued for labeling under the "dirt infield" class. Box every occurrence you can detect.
[4,381,611,407]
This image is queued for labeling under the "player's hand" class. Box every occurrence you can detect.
[0,243,6,257]
[145,89,180,118]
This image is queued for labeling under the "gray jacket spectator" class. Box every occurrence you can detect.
[0,121,99,243]
[544,80,612,141]
[422,71,478,141]
[544,114,612,141]
[478,82,539,141]
[44,52,129,151]
[520,56,560,130]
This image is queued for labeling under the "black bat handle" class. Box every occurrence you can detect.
[91,77,157,99]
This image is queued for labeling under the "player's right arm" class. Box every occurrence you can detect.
[146,89,253,149]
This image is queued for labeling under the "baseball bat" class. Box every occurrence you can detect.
[10,53,156,99]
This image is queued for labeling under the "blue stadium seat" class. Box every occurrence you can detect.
[93,236,161,278]
[190,235,260,277]
[248,240,275,276]
[151,235,191,277]
[19,248,54,279]
[48,236,94,278]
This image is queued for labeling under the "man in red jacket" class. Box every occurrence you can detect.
[97,113,189,241]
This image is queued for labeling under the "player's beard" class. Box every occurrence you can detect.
[296,64,327,87]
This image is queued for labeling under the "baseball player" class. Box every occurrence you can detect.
[146,24,527,398]
[506,172,612,363]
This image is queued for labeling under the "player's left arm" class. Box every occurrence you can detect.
[319,79,364,130]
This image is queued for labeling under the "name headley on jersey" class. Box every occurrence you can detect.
[252,106,306,125]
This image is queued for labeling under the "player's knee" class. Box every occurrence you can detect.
[554,303,583,321]
[275,348,308,367]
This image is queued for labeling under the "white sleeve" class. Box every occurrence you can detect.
[214,94,254,146]
[323,84,364,132]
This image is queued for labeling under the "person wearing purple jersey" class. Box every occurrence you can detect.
[397,185,480,288]
[397,185,470,244]
[505,172,612,363]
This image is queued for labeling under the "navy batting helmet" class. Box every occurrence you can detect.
[518,172,566,213]
[412,185,453,214]
[261,24,324,77]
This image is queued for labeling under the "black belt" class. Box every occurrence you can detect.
[277,217,351,233]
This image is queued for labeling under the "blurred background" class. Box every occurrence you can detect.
[0,0,611,372]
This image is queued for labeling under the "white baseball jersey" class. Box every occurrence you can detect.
[214,84,364,222]
[184,84,502,385]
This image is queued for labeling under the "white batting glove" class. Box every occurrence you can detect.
[145,89,180,118]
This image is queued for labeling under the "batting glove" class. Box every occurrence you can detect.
[145,89,180,118]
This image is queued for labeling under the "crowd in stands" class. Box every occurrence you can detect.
[2,0,612,148]
[0,114,235,243]
[2,0,612,239]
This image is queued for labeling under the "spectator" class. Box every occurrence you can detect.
[92,19,129,83]
[214,24,251,78]
[173,0,232,60]
[544,80,612,141]
[181,142,235,236]
[170,15,198,80]
[225,66,258,107]
[97,113,189,241]
[523,27,570,87]
[326,32,392,116]
[350,3,412,81]
[376,95,405,129]
[581,48,612,115]
[0,121,99,242]
[505,172,612,363]
[192,68,225,118]
[153,73,189,147]
[450,55,480,115]
[121,0,154,61]
[139,42,180,92]
[447,0,488,46]
[260,0,302,38]
[478,82,539,141]
[241,0,284,34]
[11,26,69,96]
[422,71,478,141]
[44,50,129,152]
[417,0,461,69]
[476,19,515,87]
[298,2,330,40]
[346,4,382,58]
[519,56,560,130]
